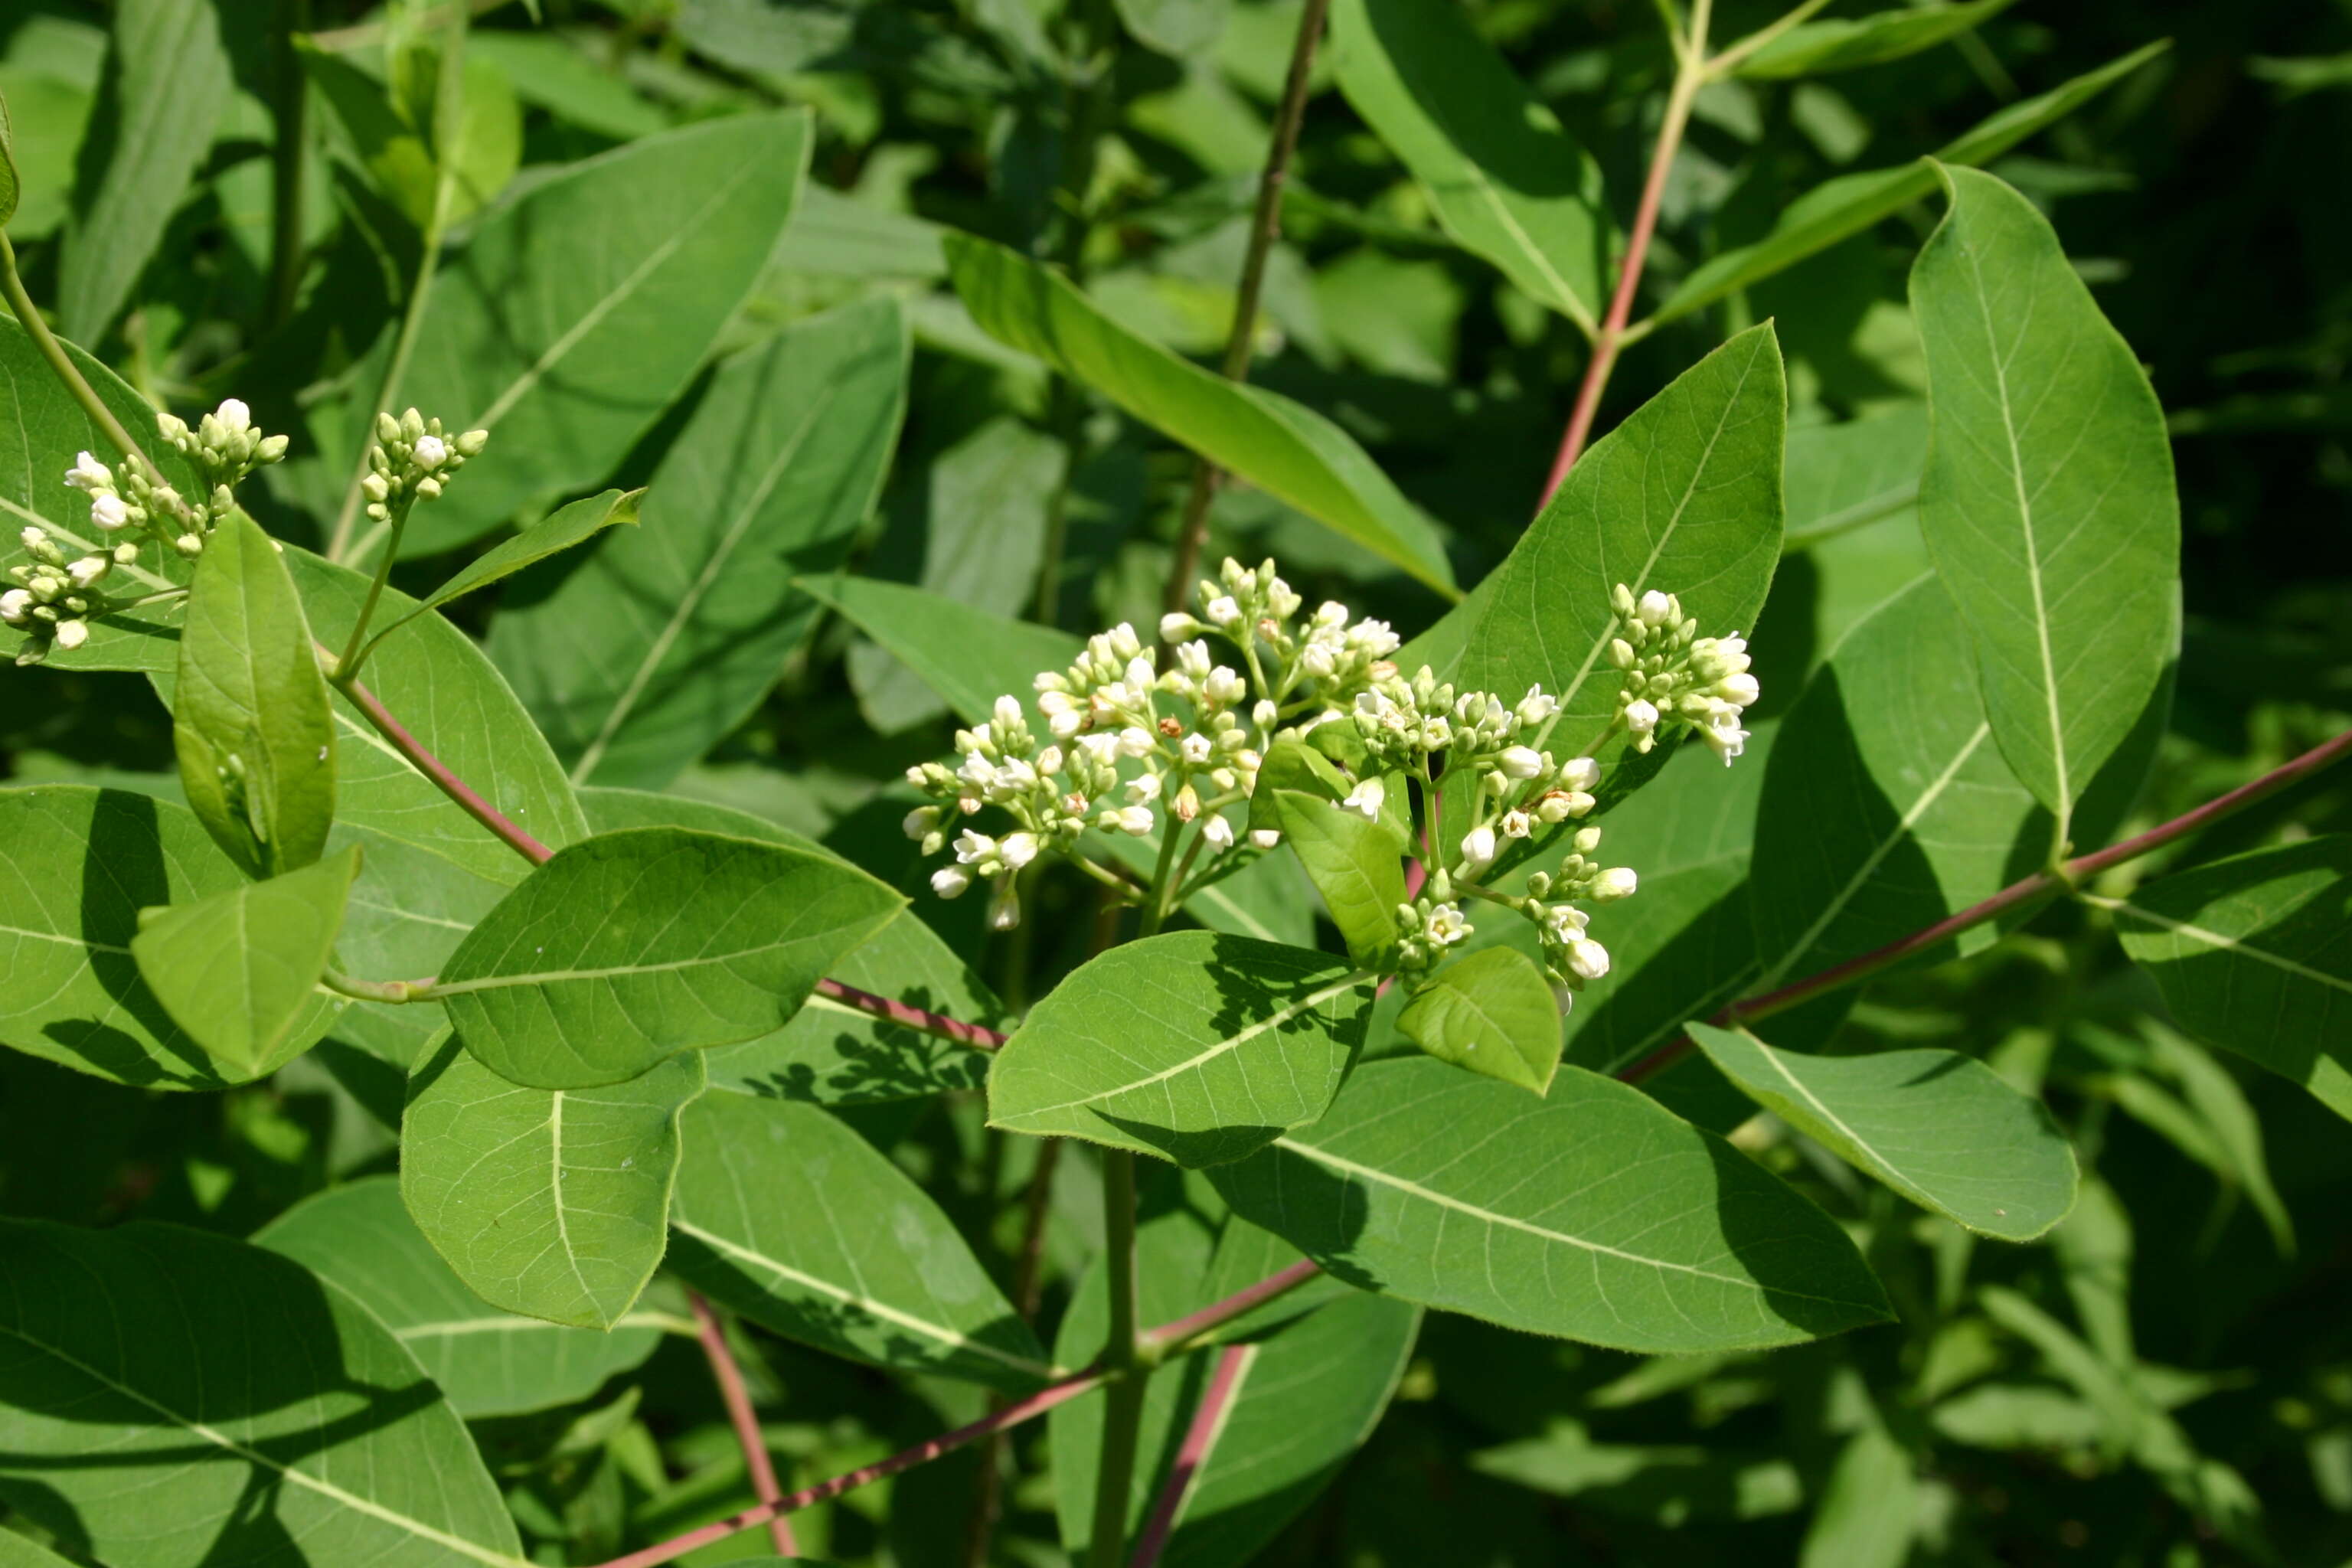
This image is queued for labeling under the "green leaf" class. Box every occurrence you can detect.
[0,1532,77,1568]
[54,0,234,341]
[1910,166,2179,845]
[301,41,521,230]
[666,1092,1057,1392]
[256,1175,669,1419]
[1784,404,1929,550]
[1329,0,1609,330]
[1275,784,1407,969]
[1114,0,1230,56]
[944,232,1457,595]
[403,1028,706,1328]
[1207,1057,1892,1351]
[1406,325,1784,815]
[1735,0,2022,80]
[2110,837,2352,1122]
[0,66,93,240]
[1687,1021,2076,1240]
[0,83,19,227]
[580,786,1001,1105]
[436,826,903,1089]
[466,32,669,142]
[385,487,639,637]
[1400,946,1563,1094]
[1798,1426,1918,1568]
[172,508,338,877]
[990,932,1372,1166]
[130,843,359,1076]
[1651,44,2170,326]
[488,300,909,787]
[357,110,814,561]
[0,785,327,1089]
[0,1217,528,1566]
[795,572,1084,727]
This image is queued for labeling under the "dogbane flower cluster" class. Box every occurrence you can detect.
[1609,584,1759,764]
[359,408,489,528]
[902,557,1402,930]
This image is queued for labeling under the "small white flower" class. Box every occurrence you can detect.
[1501,808,1532,839]
[1590,867,1638,900]
[1636,589,1674,627]
[1425,903,1471,946]
[90,493,130,531]
[1203,666,1246,707]
[1266,577,1300,619]
[67,557,108,590]
[1624,699,1659,736]
[903,805,940,841]
[1109,622,1144,661]
[1342,777,1385,820]
[1716,672,1760,707]
[1419,716,1452,750]
[998,831,1040,869]
[1177,639,1214,680]
[1558,756,1600,792]
[174,533,204,556]
[1700,715,1749,766]
[1161,612,1200,642]
[1125,655,1157,691]
[1206,595,1243,629]
[0,589,30,624]
[1565,938,1610,982]
[931,865,972,899]
[1253,700,1279,730]
[1459,825,1496,868]
[1250,828,1281,851]
[905,764,930,789]
[412,433,449,469]
[1035,746,1063,775]
[1203,815,1234,851]
[1514,687,1558,726]
[1498,746,1546,780]
[952,830,997,865]
[994,694,1027,730]
[1181,733,1214,766]
[1113,804,1155,835]
[1126,773,1161,804]
[1348,619,1400,658]
[1313,600,1348,629]
[51,619,88,651]
[214,398,252,434]
[65,452,112,492]
[19,526,46,554]
[1573,826,1602,854]
[1544,905,1589,943]
[1118,726,1156,759]
[1299,642,1337,679]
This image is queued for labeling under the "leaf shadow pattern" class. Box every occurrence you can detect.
[715,980,993,1106]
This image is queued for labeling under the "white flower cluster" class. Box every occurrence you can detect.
[5,399,297,661]
[902,557,1400,930]
[360,408,488,527]
[1608,584,1759,764]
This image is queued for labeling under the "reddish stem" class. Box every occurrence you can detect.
[1129,1344,1257,1567]
[813,976,1010,1050]
[1138,1258,1321,1355]
[688,1292,796,1558]
[332,665,554,866]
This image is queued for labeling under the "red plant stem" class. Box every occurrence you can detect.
[688,1292,796,1558]
[812,976,1010,1050]
[1619,722,2352,1085]
[1129,1344,1256,1568]
[1138,1257,1320,1355]
[330,663,554,866]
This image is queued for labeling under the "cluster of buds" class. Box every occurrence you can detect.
[1354,666,1602,847]
[1161,555,1403,708]
[1608,584,1759,764]
[360,408,488,526]
[2,525,110,657]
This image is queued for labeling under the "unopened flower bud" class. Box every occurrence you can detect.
[90,493,130,531]
[377,411,403,445]
[1624,699,1659,735]
[414,476,443,501]
[1460,825,1496,868]
[1565,938,1610,982]
[1573,827,1602,854]
[455,429,489,458]
[362,472,390,502]
[1590,867,1638,900]
[1161,612,1200,642]
[257,433,291,464]
[1206,594,1242,629]
[903,806,940,841]
[931,865,971,899]
[0,589,29,624]
[52,619,89,651]
[1498,746,1545,780]
[175,534,204,556]
[67,557,107,590]
[156,413,190,446]
[1559,756,1599,792]
[412,434,449,470]
[400,407,426,441]
[1250,828,1281,851]
[1203,815,1234,851]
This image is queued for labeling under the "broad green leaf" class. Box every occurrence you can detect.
[0,1217,528,1566]
[988,931,1372,1166]
[2111,837,2352,1122]
[1406,325,1784,825]
[1274,786,1406,969]
[1400,946,1563,1094]
[1115,0,1230,56]
[256,1176,671,1419]
[0,82,18,225]
[1687,1021,2076,1240]
[666,1092,1057,1392]
[580,787,1001,1105]
[438,826,903,1089]
[465,31,670,142]
[301,42,521,230]
[130,844,358,1075]
[795,572,1084,727]
[1651,44,2170,325]
[945,233,1456,594]
[403,1029,706,1328]
[488,300,909,787]
[1051,1173,1418,1565]
[0,66,91,239]
[172,508,338,877]
[674,0,857,76]
[1910,166,2178,844]
[0,1533,77,1568]
[1330,0,1609,329]
[779,184,947,280]
[1798,1425,1918,1568]
[1208,1057,1893,1351]
[1784,404,1929,550]
[0,315,203,675]
[1736,0,2021,80]
[0,786,328,1089]
[382,487,639,636]
[356,110,814,560]
[54,0,234,341]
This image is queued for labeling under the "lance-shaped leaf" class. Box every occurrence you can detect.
[945,233,1456,595]
[1399,946,1563,1094]
[1208,1057,1892,1351]
[2112,837,2352,1122]
[55,0,234,342]
[368,488,640,648]
[173,508,338,878]
[0,84,19,226]
[357,109,813,560]
[1911,166,2178,844]
[1404,325,1784,803]
[403,1029,706,1328]
[436,826,903,1089]
[130,843,359,1075]
[795,573,1084,727]
[1274,785,1407,970]
[666,1092,1057,1392]
[256,1176,671,1419]
[1651,44,2169,326]
[1330,0,1609,331]
[0,786,327,1089]
[988,932,1373,1167]
[0,1217,527,1566]
[1733,0,2022,79]
[580,786,1001,1105]
[487,300,908,788]
[1687,1021,2076,1240]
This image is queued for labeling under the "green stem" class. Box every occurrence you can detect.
[335,495,415,678]
[322,967,434,1003]
[1704,0,1832,78]
[1083,1148,1148,1568]
[325,11,471,564]
[266,0,313,329]
[1138,818,1187,938]
[0,235,165,486]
